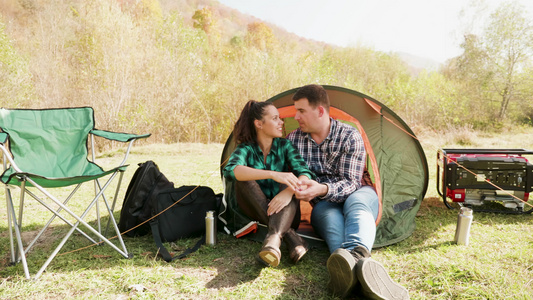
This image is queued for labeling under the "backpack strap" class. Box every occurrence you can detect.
[150,219,205,262]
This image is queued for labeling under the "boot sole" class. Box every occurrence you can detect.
[356,258,410,300]
[257,248,281,267]
[326,249,357,298]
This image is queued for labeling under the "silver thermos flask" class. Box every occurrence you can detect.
[454,207,473,245]
[205,210,217,246]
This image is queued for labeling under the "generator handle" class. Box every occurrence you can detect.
[441,148,533,155]
[437,149,455,209]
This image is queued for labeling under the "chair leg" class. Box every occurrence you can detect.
[14,180,26,262]
[24,187,98,252]
[6,186,30,279]
[6,187,15,264]
[5,171,130,279]
[34,175,128,278]
[105,171,124,236]
[96,174,129,254]
[26,175,130,279]
[94,179,102,242]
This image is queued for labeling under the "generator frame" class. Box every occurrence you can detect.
[437,148,533,214]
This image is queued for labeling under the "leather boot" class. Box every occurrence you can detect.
[257,198,299,267]
[235,181,301,267]
[284,228,308,264]
[235,181,269,224]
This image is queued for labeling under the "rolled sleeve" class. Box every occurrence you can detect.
[223,145,249,181]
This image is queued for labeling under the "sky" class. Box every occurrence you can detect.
[217,0,533,63]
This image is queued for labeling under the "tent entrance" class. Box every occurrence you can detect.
[221,85,429,248]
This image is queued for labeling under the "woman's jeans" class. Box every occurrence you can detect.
[311,186,379,253]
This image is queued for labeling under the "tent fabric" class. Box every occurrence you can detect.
[0,107,142,188]
[220,85,428,248]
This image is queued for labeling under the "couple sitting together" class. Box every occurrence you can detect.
[223,84,409,299]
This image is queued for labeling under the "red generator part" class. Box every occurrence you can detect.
[437,149,533,213]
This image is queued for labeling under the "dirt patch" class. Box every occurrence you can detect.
[1,227,58,261]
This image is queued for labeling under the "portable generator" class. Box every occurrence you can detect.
[437,148,533,213]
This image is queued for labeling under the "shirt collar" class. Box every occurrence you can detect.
[303,117,336,143]
[250,138,280,155]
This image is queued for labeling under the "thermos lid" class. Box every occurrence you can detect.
[460,207,473,216]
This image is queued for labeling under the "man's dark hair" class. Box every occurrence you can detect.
[292,84,330,111]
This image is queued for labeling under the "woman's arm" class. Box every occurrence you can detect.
[234,165,300,191]
[267,174,309,215]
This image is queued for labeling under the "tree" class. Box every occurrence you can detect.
[450,1,533,122]
[245,21,276,51]
[485,2,533,120]
[192,7,216,34]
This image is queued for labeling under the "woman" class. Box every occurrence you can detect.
[223,100,314,267]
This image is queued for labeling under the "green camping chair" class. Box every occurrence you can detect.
[0,107,150,279]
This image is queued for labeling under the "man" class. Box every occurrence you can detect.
[287,84,409,299]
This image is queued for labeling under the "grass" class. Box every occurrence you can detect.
[1,136,533,299]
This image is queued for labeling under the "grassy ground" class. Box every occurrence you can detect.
[1,135,533,299]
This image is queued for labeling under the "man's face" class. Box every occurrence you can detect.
[294,98,321,133]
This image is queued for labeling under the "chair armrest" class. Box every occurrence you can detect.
[90,130,151,142]
[0,132,7,144]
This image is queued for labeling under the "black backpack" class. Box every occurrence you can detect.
[119,161,222,261]
[119,160,174,237]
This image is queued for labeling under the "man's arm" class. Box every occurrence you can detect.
[320,130,366,202]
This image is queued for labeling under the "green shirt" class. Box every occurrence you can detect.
[223,138,314,199]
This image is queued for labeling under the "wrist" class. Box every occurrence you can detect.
[320,183,328,197]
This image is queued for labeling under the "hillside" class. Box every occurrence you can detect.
[159,0,437,72]
[160,0,332,51]
[1,0,530,144]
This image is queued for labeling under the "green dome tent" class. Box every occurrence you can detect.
[220,85,428,248]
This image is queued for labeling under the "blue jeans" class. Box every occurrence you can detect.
[311,186,379,253]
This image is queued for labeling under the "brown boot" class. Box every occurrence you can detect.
[257,233,282,267]
[256,198,299,267]
[284,228,308,264]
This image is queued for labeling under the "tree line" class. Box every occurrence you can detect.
[1,0,532,144]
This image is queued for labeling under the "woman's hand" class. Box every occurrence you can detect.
[267,188,293,215]
[270,171,300,191]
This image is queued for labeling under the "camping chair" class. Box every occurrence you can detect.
[0,107,150,279]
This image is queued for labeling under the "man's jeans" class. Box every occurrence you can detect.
[311,186,379,253]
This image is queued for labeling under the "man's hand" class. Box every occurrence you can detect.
[295,179,328,202]
[268,188,293,215]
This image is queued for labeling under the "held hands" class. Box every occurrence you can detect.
[267,172,311,215]
[294,179,327,202]
[267,172,327,214]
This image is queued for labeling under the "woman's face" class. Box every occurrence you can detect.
[257,105,284,138]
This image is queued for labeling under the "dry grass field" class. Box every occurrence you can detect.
[1,128,533,299]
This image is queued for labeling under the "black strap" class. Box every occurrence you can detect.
[174,236,205,260]
[150,219,205,262]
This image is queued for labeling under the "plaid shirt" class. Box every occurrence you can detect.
[287,118,366,204]
[223,138,314,200]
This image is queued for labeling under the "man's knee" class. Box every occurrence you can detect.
[343,187,379,216]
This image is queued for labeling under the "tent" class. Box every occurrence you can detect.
[220,85,428,248]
